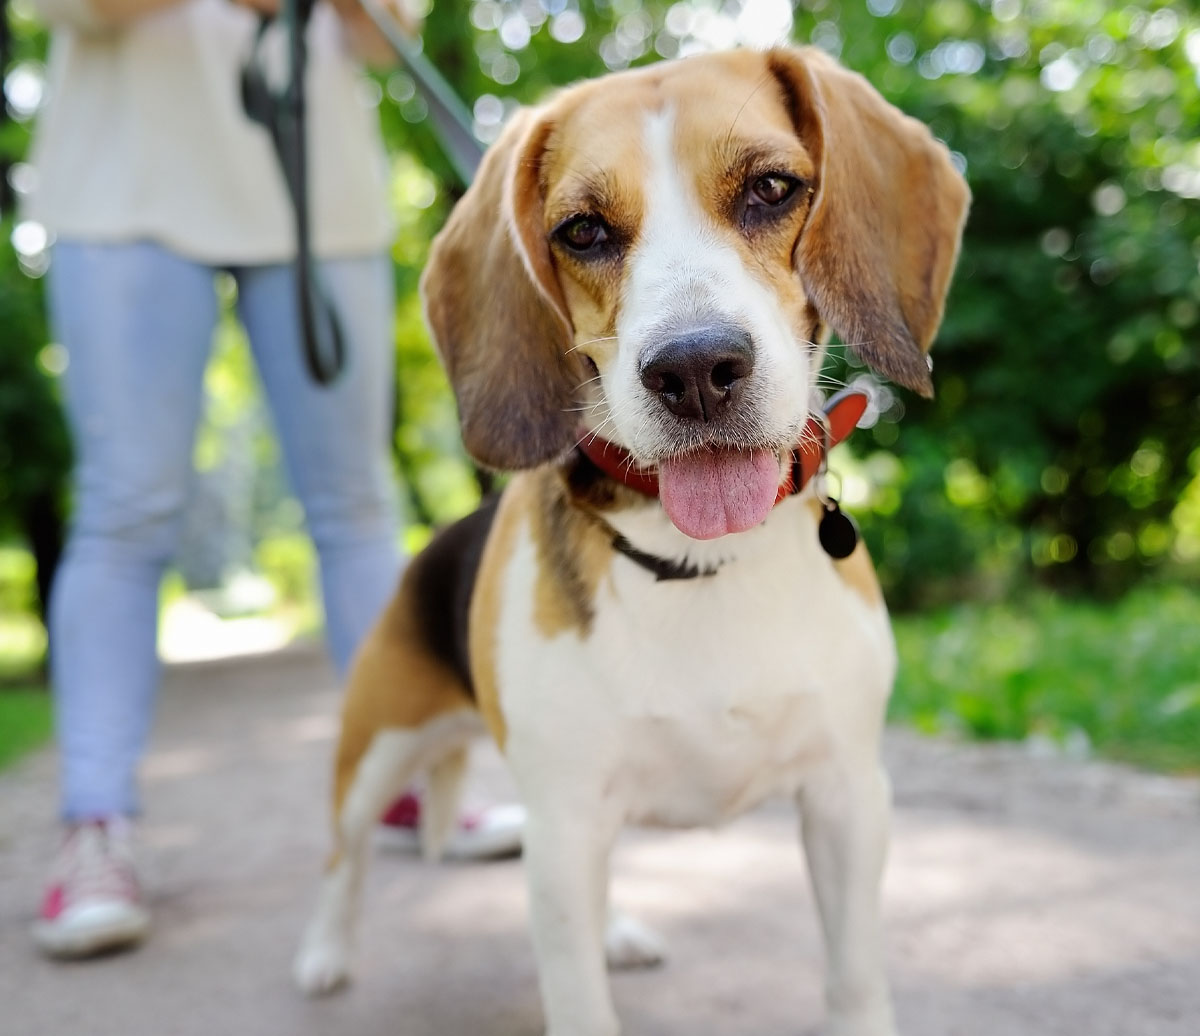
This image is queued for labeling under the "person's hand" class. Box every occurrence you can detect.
[329,0,421,35]
[229,0,281,15]
[324,0,361,19]
[331,0,425,68]
[327,0,396,31]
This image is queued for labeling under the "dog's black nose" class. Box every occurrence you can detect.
[639,327,755,422]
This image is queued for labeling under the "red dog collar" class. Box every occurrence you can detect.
[578,388,870,504]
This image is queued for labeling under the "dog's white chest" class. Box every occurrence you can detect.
[496,499,896,828]
[614,676,827,826]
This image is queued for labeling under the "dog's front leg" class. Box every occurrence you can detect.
[516,761,624,1036]
[798,759,897,1036]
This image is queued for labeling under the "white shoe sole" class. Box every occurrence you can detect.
[375,804,524,861]
[33,900,150,959]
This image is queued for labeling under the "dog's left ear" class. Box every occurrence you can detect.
[769,47,970,397]
[421,106,583,470]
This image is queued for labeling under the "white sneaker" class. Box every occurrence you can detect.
[32,818,150,959]
[376,793,524,861]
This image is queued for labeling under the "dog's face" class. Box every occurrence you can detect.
[541,60,819,449]
[423,47,969,538]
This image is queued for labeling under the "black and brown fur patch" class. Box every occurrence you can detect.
[330,501,499,817]
[407,496,500,695]
[532,449,660,636]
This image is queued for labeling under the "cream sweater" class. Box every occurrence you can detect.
[26,0,393,264]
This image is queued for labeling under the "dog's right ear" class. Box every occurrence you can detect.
[421,107,583,471]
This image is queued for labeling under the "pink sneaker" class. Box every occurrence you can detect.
[377,793,524,861]
[32,818,150,959]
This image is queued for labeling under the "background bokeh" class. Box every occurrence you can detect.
[1,0,1198,770]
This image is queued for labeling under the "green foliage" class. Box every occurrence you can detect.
[387,157,483,526]
[891,585,1200,774]
[831,0,1200,604]
[0,544,36,613]
[0,222,70,540]
[0,538,48,681]
[254,531,318,608]
[0,610,45,682]
[0,4,44,177]
[0,685,53,771]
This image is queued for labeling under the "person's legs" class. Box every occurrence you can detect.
[36,240,218,956]
[234,255,401,677]
[49,241,218,820]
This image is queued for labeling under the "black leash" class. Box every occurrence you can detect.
[241,2,483,387]
[241,0,346,386]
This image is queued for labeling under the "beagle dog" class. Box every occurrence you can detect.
[295,45,969,1036]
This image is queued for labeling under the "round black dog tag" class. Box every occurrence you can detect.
[818,500,859,559]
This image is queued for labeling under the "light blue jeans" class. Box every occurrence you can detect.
[48,241,403,821]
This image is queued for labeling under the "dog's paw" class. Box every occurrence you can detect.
[605,912,666,970]
[293,937,352,997]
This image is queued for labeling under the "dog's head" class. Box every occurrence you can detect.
[422,46,969,539]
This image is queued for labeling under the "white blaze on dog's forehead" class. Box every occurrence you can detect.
[604,105,814,458]
[622,106,739,326]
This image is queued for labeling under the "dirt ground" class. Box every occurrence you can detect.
[2,643,1198,1035]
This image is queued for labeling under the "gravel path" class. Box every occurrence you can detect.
[2,644,1198,1035]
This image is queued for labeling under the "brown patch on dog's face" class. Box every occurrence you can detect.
[538,90,650,366]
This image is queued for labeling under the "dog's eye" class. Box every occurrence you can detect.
[555,215,610,253]
[748,175,798,207]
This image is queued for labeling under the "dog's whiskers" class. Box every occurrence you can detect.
[567,335,619,356]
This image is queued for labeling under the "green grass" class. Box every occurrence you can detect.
[0,686,53,772]
[890,585,1200,774]
[0,606,52,770]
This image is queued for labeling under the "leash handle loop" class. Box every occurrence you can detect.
[241,3,347,387]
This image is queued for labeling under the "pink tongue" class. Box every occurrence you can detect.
[658,450,780,540]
